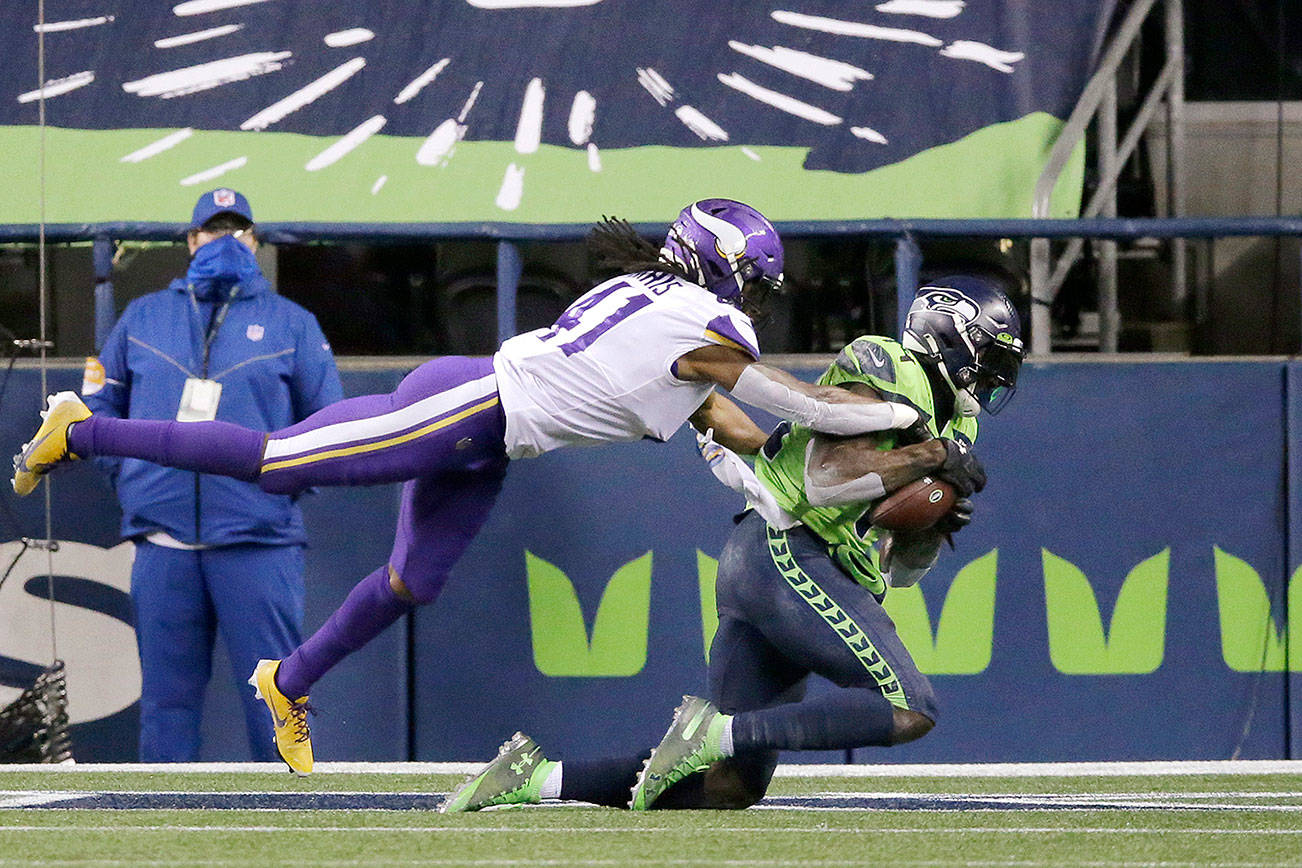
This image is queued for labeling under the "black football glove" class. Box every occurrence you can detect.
[934,497,974,534]
[937,438,986,497]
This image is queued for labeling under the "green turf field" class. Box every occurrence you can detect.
[1,765,1299,866]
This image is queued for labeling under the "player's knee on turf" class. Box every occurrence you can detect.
[700,756,776,809]
[887,708,934,745]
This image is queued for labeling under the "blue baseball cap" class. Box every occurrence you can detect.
[190,188,254,230]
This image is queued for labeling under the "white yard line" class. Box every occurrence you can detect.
[2,759,1299,776]
[2,824,1301,835]
[1,860,1296,868]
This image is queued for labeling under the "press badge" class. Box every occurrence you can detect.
[177,378,222,422]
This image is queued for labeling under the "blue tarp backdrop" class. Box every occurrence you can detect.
[0,358,1297,764]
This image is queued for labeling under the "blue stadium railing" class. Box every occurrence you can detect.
[2,216,1300,351]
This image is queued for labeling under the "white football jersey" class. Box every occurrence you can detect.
[492,270,760,459]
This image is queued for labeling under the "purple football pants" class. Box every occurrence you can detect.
[70,356,509,697]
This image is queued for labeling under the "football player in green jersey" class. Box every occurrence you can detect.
[441,275,1024,813]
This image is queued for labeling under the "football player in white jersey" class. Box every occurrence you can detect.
[14,199,922,775]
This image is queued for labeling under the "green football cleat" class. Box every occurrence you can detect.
[12,392,91,497]
[629,695,730,811]
[439,732,554,813]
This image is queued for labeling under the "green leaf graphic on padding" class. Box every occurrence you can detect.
[525,551,652,677]
[1042,548,1168,674]
[697,551,719,664]
[882,550,998,674]
[1213,547,1296,672]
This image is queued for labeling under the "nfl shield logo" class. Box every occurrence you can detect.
[246,324,265,341]
[214,189,236,208]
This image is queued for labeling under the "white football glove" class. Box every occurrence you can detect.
[878,531,942,588]
[696,428,798,530]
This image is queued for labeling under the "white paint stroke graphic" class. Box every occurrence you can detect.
[371,175,387,194]
[174,0,274,16]
[33,16,114,33]
[467,0,603,7]
[240,57,365,131]
[586,143,601,172]
[940,41,1024,73]
[417,118,463,166]
[569,90,595,145]
[154,24,244,48]
[496,163,525,211]
[674,105,729,141]
[457,81,484,121]
[876,0,965,18]
[514,78,545,154]
[772,10,942,46]
[179,156,247,186]
[415,82,482,166]
[119,128,194,162]
[324,28,374,48]
[394,58,449,104]
[17,71,95,103]
[636,67,674,106]
[717,72,842,126]
[123,52,290,99]
[741,147,761,161]
[851,126,888,143]
[729,42,872,92]
[306,114,386,171]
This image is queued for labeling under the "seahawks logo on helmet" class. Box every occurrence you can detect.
[903,276,1025,416]
[914,288,982,324]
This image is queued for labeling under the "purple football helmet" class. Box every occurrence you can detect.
[660,199,784,304]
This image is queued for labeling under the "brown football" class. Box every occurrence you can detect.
[868,477,956,531]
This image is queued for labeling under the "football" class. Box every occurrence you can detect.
[867,477,956,531]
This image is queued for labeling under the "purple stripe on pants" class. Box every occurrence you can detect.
[258,356,506,494]
[69,356,506,496]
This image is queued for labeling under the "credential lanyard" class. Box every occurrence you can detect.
[189,284,239,376]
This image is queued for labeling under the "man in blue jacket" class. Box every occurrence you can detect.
[82,188,343,762]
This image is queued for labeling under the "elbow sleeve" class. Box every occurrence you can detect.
[802,440,887,507]
[730,365,918,435]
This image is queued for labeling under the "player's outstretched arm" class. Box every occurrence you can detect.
[693,425,799,530]
[688,392,767,455]
[674,346,919,436]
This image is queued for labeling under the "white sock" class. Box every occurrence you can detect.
[539,760,563,800]
[719,716,735,757]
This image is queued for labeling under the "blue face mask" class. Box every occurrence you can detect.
[187,234,261,290]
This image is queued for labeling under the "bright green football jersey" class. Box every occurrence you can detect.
[753,335,978,597]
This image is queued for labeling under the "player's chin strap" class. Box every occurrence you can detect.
[902,331,980,418]
[730,365,920,436]
[695,428,798,530]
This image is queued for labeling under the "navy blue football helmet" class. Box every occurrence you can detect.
[902,275,1025,416]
